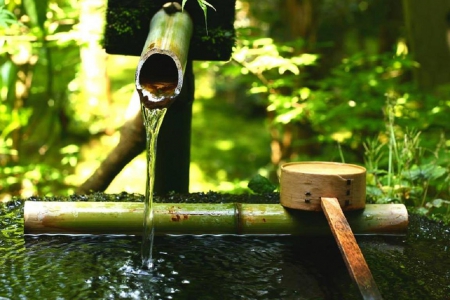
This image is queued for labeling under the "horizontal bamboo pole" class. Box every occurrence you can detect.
[24,202,408,236]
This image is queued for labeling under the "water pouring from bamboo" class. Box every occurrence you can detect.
[280,162,383,300]
[135,2,193,269]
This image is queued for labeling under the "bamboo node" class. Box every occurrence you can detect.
[163,2,182,14]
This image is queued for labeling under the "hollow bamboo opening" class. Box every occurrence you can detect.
[138,53,179,99]
[135,5,193,109]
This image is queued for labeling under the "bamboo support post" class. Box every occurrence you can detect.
[24,201,408,236]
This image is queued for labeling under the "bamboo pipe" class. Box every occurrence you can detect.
[24,202,408,236]
[135,2,193,109]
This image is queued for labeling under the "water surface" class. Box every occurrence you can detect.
[1,195,449,299]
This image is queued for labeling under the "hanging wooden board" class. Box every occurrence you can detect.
[104,0,236,61]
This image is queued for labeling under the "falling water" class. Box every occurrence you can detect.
[137,75,179,270]
[136,41,181,270]
[140,106,167,270]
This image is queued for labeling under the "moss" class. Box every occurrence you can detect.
[189,26,235,60]
[107,8,144,36]
[19,191,279,204]
[103,0,236,60]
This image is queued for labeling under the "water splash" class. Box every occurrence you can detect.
[141,106,167,270]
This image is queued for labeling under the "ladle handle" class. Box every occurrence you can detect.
[321,197,383,300]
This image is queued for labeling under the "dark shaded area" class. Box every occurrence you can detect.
[139,54,179,89]
[154,60,194,194]
[104,0,236,60]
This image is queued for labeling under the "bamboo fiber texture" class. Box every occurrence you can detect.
[24,201,408,236]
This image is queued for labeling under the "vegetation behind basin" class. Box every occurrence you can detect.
[1,1,449,223]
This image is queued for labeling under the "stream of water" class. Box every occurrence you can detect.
[140,106,167,270]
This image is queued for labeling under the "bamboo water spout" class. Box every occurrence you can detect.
[135,2,194,268]
[136,2,193,109]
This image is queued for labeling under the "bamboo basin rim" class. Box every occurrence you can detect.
[23,201,408,236]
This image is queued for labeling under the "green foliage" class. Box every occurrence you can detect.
[0,5,20,28]
[0,162,74,196]
[181,0,215,34]
[364,100,449,221]
[217,29,431,164]
[308,53,418,145]
[247,174,277,194]
[22,0,48,33]
[0,1,81,198]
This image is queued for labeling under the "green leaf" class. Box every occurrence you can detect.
[181,0,188,10]
[0,61,17,103]
[0,5,20,28]
[60,144,80,155]
[427,199,450,209]
[403,164,446,182]
[181,0,215,34]
[198,0,215,35]
[22,0,48,32]
[248,174,277,194]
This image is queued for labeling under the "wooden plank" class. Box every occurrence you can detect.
[321,197,383,300]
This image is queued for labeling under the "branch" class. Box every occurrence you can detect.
[76,92,145,194]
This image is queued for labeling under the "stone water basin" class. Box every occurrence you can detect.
[1,192,449,299]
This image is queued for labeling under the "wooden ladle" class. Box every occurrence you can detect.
[280,162,382,300]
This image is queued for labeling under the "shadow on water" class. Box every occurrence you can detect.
[1,194,449,299]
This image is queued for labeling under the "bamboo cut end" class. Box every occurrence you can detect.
[135,5,193,109]
[136,50,183,109]
[280,162,366,211]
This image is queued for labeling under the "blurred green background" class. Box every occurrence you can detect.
[1,0,449,221]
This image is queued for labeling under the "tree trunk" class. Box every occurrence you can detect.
[402,0,450,90]
[76,62,194,195]
[79,0,111,119]
[278,0,322,45]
